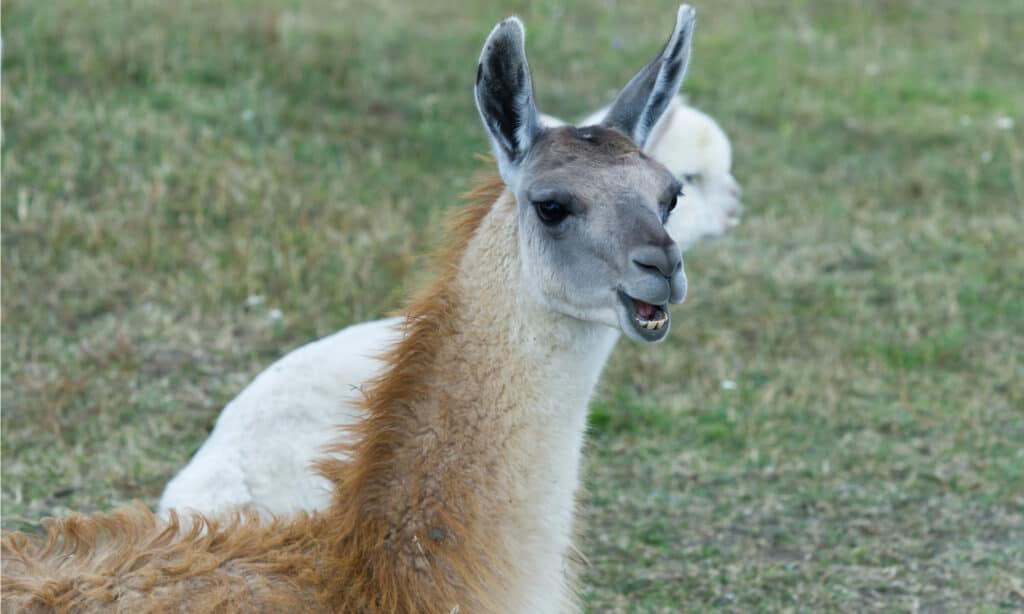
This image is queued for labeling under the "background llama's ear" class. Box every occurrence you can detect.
[474,17,542,185]
[601,5,696,149]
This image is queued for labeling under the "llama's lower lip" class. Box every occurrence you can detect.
[617,290,670,341]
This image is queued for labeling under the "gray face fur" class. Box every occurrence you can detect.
[474,6,696,343]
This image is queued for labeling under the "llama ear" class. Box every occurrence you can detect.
[474,17,542,185]
[601,5,696,148]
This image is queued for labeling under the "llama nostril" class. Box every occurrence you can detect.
[633,260,663,276]
[631,245,682,279]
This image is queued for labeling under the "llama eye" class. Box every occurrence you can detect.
[534,201,569,225]
[683,173,700,184]
[662,194,678,224]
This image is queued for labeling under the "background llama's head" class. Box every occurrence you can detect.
[474,7,696,342]
[646,99,743,250]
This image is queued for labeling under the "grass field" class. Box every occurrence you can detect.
[2,0,1023,610]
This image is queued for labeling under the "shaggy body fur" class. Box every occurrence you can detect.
[4,177,602,612]
[158,96,742,520]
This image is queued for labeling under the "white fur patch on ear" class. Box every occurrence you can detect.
[474,17,542,186]
[539,113,568,128]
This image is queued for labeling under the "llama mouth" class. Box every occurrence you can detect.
[617,290,670,341]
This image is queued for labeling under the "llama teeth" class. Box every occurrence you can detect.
[637,318,666,330]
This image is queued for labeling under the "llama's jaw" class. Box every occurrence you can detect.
[615,289,670,343]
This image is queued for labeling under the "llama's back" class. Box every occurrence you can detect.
[1,504,328,612]
[158,317,403,518]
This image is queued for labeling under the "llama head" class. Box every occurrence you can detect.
[474,6,696,343]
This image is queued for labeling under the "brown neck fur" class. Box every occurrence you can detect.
[1,169,520,613]
[313,168,512,611]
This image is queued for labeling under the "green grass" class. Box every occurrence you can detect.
[3,0,1023,610]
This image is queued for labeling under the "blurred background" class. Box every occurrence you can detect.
[2,0,1022,610]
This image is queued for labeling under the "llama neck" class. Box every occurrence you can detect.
[326,188,618,612]
[450,193,618,611]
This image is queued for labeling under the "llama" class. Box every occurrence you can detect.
[159,72,743,527]
[2,7,696,612]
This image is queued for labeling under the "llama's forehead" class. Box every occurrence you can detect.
[533,125,638,161]
[524,125,676,200]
